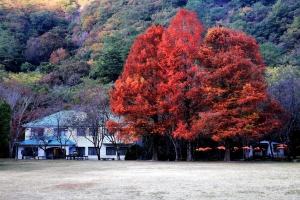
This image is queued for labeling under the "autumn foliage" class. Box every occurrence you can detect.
[108,24,165,138]
[194,27,284,160]
[49,48,69,64]
[158,9,204,141]
[108,9,285,161]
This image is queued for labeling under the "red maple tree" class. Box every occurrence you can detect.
[108,10,285,161]
[195,27,284,161]
[157,9,204,160]
[107,25,166,160]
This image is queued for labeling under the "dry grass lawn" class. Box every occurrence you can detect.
[0,159,299,200]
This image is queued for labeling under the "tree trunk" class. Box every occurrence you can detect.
[9,142,13,158]
[187,141,192,161]
[152,134,159,161]
[268,141,274,160]
[97,148,101,160]
[117,149,120,160]
[171,138,179,161]
[224,140,231,161]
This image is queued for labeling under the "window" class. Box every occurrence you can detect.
[23,147,38,156]
[120,147,129,155]
[106,147,116,155]
[76,147,85,156]
[31,128,44,136]
[88,128,99,136]
[77,128,86,136]
[54,128,67,136]
[88,147,98,155]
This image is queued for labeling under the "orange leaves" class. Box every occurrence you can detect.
[49,48,68,64]
[109,9,285,147]
[173,121,198,141]
[109,9,207,141]
[199,26,285,143]
[106,119,123,134]
[109,24,165,139]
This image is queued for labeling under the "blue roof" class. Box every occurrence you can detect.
[22,110,121,128]
[19,136,76,146]
[22,110,77,128]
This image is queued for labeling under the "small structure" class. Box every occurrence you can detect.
[249,140,285,159]
[17,110,132,160]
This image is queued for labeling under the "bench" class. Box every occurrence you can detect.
[100,158,115,161]
[66,155,88,160]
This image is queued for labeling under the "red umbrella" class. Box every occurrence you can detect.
[254,147,261,152]
[217,146,226,150]
[277,144,287,150]
[205,147,212,151]
[196,147,206,151]
[277,144,287,147]
[234,147,239,151]
[242,146,250,150]
[242,146,250,160]
[277,146,285,150]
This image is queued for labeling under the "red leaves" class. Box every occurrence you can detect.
[49,48,68,64]
[109,10,285,146]
[109,24,165,139]
[198,26,284,142]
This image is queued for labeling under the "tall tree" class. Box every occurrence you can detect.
[0,81,46,157]
[267,65,300,158]
[108,25,165,161]
[92,48,124,84]
[196,27,284,161]
[74,86,110,160]
[0,29,24,72]
[0,100,12,157]
[158,9,204,161]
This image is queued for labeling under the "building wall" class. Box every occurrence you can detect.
[20,127,131,160]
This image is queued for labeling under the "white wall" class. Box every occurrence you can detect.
[21,127,130,160]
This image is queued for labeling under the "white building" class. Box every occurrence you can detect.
[17,110,132,160]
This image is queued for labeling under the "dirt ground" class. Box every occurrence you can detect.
[0,159,299,200]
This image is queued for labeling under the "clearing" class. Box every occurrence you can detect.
[0,159,299,199]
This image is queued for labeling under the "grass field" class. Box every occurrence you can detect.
[0,159,299,200]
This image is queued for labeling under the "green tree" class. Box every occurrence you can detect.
[39,62,57,74]
[92,48,123,84]
[0,29,24,72]
[30,11,56,34]
[260,42,282,67]
[0,100,12,148]
[91,34,134,84]
[20,62,36,72]
[280,16,300,50]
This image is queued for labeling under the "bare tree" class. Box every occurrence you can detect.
[0,81,47,157]
[28,128,49,159]
[74,85,110,160]
[267,65,300,157]
[50,110,77,158]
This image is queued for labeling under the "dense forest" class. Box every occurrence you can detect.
[0,0,299,159]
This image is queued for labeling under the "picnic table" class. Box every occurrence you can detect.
[100,158,115,161]
[66,155,88,160]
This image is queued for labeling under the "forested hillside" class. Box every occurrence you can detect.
[0,0,299,158]
[1,0,299,83]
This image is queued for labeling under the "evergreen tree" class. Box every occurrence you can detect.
[0,100,12,148]
[92,48,124,84]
